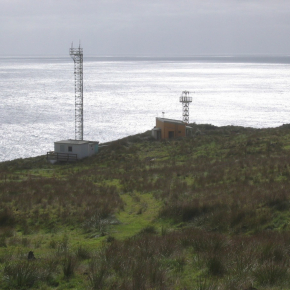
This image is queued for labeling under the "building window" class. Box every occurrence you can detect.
[68,146,73,152]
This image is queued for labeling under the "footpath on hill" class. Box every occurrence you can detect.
[0,124,290,289]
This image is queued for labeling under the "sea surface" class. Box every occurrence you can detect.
[1,55,290,162]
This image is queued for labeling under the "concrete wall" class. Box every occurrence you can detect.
[54,143,89,159]
[152,128,161,140]
[87,143,95,157]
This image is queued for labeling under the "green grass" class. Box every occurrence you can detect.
[114,193,163,239]
[1,124,290,288]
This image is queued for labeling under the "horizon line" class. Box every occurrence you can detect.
[1,53,290,58]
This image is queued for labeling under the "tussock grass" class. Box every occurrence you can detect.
[0,124,290,288]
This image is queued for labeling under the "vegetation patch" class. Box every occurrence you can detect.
[1,124,290,288]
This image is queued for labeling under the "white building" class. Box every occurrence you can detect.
[47,140,99,162]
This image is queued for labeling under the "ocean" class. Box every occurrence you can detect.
[1,56,290,162]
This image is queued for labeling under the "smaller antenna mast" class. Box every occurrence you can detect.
[179,91,192,123]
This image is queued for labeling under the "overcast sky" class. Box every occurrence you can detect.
[1,0,290,56]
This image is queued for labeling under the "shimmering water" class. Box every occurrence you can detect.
[1,56,290,161]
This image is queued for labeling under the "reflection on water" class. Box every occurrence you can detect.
[0,56,290,161]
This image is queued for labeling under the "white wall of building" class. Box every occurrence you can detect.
[88,143,95,157]
[54,142,88,159]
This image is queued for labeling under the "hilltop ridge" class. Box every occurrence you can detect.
[1,124,290,289]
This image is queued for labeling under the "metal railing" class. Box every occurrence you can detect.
[46,151,78,162]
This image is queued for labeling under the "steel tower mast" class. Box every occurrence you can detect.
[179,91,192,123]
[70,43,83,140]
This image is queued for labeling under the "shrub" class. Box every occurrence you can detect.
[139,226,157,235]
[194,277,218,290]
[106,236,115,243]
[0,206,15,227]
[88,257,107,290]
[0,236,7,247]
[75,245,91,260]
[207,256,225,277]
[253,261,288,286]
[57,234,69,255]
[49,239,57,249]
[3,260,39,288]
[62,253,78,279]
[3,256,59,288]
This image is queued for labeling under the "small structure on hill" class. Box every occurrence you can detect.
[47,140,99,162]
[152,117,192,140]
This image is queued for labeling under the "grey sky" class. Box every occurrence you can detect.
[1,0,290,56]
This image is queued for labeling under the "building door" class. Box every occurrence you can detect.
[95,144,99,153]
[168,131,174,139]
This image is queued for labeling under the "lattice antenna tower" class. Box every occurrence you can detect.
[179,91,192,123]
[70,43,83,140]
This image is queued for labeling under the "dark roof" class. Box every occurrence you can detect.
[156,117,185,125]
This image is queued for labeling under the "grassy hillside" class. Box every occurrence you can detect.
[1,124,290,289]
